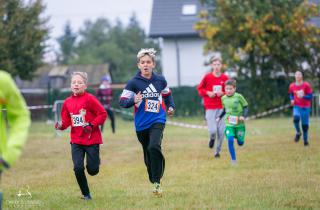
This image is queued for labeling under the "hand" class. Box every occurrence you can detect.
[83,123,93,133]
[239,116,245,122]
[216,117,220,122]
[216,91,224,97]
[290,100,294,106]
[167,107,174,117]
[206,91,215,98]
[134,91,142,104]
[55,122,62,130]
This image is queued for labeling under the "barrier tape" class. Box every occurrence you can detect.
[246,104,290,120]
[28,105,53,110]
[110,105,291,130]
[8,103,289,130]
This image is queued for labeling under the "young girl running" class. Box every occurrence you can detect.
[119,48,175,196]
[55,72,107,200]
[288,70,313,146]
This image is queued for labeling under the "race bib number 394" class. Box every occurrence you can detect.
[71,114,85,127]
[145,99,160,113]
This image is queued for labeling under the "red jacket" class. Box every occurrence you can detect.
[197,72,229,110]
[60,92,107,145]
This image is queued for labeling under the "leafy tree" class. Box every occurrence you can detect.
[0,0,48,79]
[195,0,320,113]
[66,14,160,83]
[195,0,320,80]
[57,22,76,64]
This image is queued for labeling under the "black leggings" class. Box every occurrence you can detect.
[136,123,165,183]
[101,108,115,133]
[71,144,100,196]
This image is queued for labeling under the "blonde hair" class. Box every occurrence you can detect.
[137,48,156,62]
[71,72,88,84]
[209,53,222,63]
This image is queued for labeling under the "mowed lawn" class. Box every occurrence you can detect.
[2,117,320,210]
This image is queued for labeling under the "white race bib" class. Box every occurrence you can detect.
[228,115,238,125]
[213,85,222,93]
[297,90,304,98]
[71,114,85,127]
[145,99,160,113]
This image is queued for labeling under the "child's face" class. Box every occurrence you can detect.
[211,60,222,74]
[137,55,155,78]
[71,75,87,95]
[295,71,303,82]
[225,85,236,96]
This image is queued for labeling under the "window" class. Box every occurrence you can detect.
[182,4,197,15]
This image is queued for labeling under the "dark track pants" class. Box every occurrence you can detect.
[101,108,115,133]
[71,144,100,196]
[136,123,165,184]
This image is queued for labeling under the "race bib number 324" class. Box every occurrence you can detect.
[145,99,160,113]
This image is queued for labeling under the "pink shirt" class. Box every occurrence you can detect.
[289,82,313,108]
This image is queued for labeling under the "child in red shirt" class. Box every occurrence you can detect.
[197,54,229,158]
[55,72,107,200]
[288,71,313,146]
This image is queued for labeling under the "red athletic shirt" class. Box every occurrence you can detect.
[197,72,229,110]
[288,82,313,108]
[60,92,107,145]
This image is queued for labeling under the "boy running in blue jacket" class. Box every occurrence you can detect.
[119,48,175,196]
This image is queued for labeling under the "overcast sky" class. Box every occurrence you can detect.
[42,0,152,61]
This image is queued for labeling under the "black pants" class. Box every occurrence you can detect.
[136,123,165,184]
[71,144,100,196]
[101,108,115,133]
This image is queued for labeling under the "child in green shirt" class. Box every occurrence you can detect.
[216,79,248,165]
[0,70,30,208]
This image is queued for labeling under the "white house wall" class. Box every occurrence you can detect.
[161,38,209,87]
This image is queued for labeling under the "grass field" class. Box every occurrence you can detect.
[2,117,320,210]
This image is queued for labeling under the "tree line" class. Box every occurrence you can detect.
[1,0,319,91]
[56,15,160,83]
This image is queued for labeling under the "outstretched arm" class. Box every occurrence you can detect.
[0,72,30,170]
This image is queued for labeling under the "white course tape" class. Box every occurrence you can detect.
[246,104,290,120]
[27,105,53,110]
[111,105,291,130]
[18,104,290,130]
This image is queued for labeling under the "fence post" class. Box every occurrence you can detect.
[53,100,64,137]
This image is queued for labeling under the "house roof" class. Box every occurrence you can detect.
[149,0,320,38]
[149,0,205,38]
[66,64,111,85]
[48,66,69,77]
[16,64,111,89]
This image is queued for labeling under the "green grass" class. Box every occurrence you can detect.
[2,117,320,210]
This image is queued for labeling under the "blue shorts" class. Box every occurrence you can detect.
[293,106,310,125]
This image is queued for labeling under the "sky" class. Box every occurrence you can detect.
[42,0,153,62]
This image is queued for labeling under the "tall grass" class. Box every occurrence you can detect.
[2,117,320,210]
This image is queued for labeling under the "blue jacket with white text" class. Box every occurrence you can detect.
[119,71,175,131]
